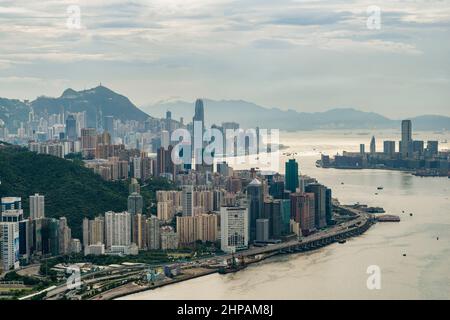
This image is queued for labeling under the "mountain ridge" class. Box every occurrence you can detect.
[1,87,450,131]
[143,99,450,131]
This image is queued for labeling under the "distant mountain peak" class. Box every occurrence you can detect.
[61,88,78,98]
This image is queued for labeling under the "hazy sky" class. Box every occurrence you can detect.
[0,0,449,118]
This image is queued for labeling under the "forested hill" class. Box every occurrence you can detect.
[0,143,129,238]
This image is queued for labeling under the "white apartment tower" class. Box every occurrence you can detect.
[29,193,45,220]
[105,211,131,248]
[220,206,249,253]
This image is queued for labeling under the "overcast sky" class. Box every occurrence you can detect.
[0,0,449,118]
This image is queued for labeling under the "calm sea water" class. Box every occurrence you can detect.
[121,130,450,300]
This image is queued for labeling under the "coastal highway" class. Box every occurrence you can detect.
[41,205,371,300]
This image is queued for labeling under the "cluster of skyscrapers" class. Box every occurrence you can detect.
[322,120,449,176]
[2,98,336,272]
[0,194,78,273]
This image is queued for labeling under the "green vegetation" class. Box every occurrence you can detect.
[0,144,176,238]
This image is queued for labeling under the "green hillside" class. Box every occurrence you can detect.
[0,144,129,239]
[0,143,177,239]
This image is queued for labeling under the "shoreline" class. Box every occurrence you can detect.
[102,210,375,300]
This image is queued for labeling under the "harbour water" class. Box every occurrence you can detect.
[120,130,450,300]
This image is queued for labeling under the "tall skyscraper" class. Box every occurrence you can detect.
[263,199,283,239]
[29,193,45,220]
[401,120,412,159]
[285,159,299,193]
[305,184,327,229]
[256,218,269,242]
[426,141,439,157]
[325,188,333,225]
[146,215,161,250]
[193,99,205,167]
[81,128,97,158]
[290,192,315,236]
[103,115,114,136]
[193,99,205,125]
[383,141,396,157]
[220,206,249,253]
[83,216,105,247]
[65,115,77,141]
[58,217,72,255]
[1,222,20,271]
[104,211,131,248]
[247,178,263,241]
[182,185,194,217]
[370,136,376,155]
[128,192,144,215]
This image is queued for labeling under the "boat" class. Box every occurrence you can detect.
[338,240,347,244]
[218,264,247,274]
[218,254,247,274]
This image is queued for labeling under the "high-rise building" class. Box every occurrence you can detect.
[146,215,160,250]
[104,211,131,249]
[290,192,315,236]
[256,218,269,242]
[263,199,283,239]
[426,141,439,157]
[182,185,194,217]
[412,140,424,157]
[65,114,77,141]
[285,159,299,193]
[58,217,72,255]
[128,192,144,215]
[81,128,97,158]
[383,141,396,157]
[41,218,59,256]
[156,145,176,178]
[19,219,31,261]
[1,197,21,212]
[29,193,45,220]
[103,115,114,136]
[325,188,333,225]
[247,179,263,241]
[177,214,218,245]
[83,216,105,248]
[220,206,249,253]
[360,144,365,155]
[1,222,20,271]
[157,201,174,222]
[305,184,328,229]
[370,136,376,155]
[132,214,147,249]
[193,99,205,128]
[401,120,412,159]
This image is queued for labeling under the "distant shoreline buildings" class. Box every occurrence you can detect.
[320,120,450,177]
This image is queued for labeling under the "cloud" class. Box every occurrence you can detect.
[0,0,449,117]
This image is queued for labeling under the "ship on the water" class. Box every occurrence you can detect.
[218,254,247,274]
